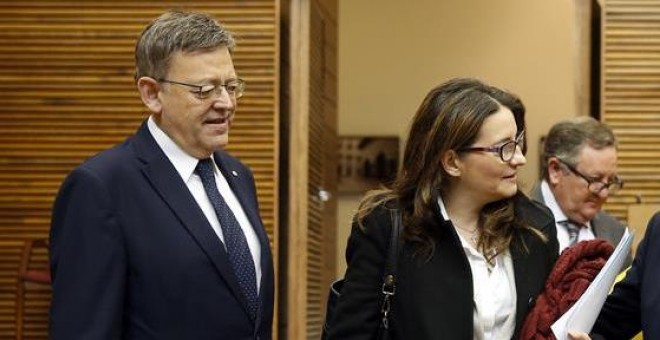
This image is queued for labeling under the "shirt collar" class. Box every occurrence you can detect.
[436,195,451,222]
[436,195,477,250]
[147,116,205,182]
[541,180,592,228]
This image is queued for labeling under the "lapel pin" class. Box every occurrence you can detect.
[231,170,238,177]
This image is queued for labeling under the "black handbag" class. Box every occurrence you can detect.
[322,209,402,340]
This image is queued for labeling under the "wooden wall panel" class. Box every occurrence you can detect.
[287,0,337,338]
[0,1,279,339]
[602,0,660,228]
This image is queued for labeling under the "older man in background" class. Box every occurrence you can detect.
[530,117,630,265]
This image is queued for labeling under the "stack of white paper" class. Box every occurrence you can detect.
[551,228,633,340]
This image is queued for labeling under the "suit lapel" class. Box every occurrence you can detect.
[213,154,267,242]
[529,183,545,204]
[132,123,254,320]
[511,231,533,329]
[214,153,271,327]
[214,155,271,277]
[591,214,604,238]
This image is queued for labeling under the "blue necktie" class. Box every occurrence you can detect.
[196,158,258,319]
[561,220,581,246]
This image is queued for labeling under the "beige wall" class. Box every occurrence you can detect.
[336,0,584,275]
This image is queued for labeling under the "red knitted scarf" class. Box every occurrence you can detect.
[520,239,614,340]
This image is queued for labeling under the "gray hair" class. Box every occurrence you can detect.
[134,10,236,81]
[542,116,617,180]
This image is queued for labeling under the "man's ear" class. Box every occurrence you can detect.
[137,77,163,114]
[547,157,564,185]
[442,150,462,177]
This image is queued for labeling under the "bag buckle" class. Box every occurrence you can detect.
[380,274,396,329]
[381,274,395,296]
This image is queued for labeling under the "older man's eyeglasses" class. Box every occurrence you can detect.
[458,130,525,162]
[158,78,245,100]
[556,158,623,195]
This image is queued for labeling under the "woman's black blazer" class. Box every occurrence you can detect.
[327,192,559,339]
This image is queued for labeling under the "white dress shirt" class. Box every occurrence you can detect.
[540,180,595,253]
[437,197,517,340]
[147,116,262,291]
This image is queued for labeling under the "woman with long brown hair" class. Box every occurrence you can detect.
[327,78,558,339]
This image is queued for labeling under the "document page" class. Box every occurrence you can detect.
[551,228,633,340]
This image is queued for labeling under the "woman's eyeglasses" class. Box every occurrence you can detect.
[458,130,525,162]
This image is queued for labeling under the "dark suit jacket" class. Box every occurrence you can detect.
[327,193,558,339]
[593,212,660,339]
[49,121,274,340]
[529,183,631,267]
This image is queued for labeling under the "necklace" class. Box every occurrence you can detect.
[467,233,478,245]
[455,224,497,272]
[454,224,479,245]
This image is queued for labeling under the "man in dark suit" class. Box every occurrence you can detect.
[49,10,274,340]
[593,212,660,338]
[529,117,630,265]
[570,212,660,340]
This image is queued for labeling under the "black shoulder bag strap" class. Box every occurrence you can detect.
[379,209,402,337]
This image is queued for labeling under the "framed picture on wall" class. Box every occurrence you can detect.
[337,136,400,194]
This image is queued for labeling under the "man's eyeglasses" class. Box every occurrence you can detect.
[458,130,525,162]
[158,78,245,100]
[556,158,623,195]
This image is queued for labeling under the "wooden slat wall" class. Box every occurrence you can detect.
[316,0,338,333]
[306,0,337,338]
[287,0,337,338]
[602,0,660,226]
[0,1,279,339]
